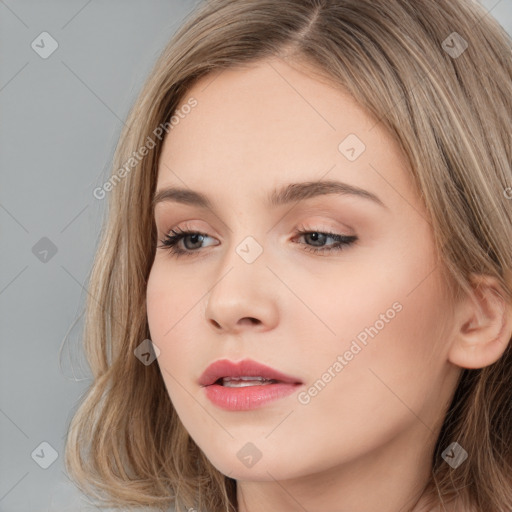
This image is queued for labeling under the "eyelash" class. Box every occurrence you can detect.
[157,224,357,258]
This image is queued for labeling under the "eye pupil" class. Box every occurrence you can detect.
[186,233,203,249]
[307,232,325,246]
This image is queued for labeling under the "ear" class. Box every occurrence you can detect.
[448,274,512,369]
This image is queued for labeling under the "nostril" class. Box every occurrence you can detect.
[240,317,260,326]
[210,319,222,329]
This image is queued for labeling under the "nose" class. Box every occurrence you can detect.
[204,240,280,334]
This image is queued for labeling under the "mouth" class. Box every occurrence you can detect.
[199,358,302,387]
[214,376,280,387]
[199,358,303,411]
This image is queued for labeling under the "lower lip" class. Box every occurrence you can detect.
[203,382,301,411]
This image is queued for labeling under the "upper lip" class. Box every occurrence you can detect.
[199,358,303,387]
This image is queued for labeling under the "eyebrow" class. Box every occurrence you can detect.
[152,180,387,210]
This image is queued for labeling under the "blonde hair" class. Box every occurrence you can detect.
[64,1,512,511]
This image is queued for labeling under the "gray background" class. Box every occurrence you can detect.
[1,1,511,511]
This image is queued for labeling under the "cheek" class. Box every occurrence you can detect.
[302,233,450,422]
[146,263,200,413]
[146,260,194,338]
[146,267,169,345]
[281,229,442,358]
[146,262,197,370]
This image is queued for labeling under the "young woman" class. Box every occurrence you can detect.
[64,1,512,511]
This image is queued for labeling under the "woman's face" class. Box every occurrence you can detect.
[146,56,461,484]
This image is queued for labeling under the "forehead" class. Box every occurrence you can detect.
[156,57,416,212]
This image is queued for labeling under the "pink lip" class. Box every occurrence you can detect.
[199,358,303,411]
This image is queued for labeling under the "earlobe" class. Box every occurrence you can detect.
[448,274,512,370]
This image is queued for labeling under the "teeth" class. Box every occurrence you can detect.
[221,376,278,387]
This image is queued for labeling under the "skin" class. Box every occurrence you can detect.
[146,56,511,512]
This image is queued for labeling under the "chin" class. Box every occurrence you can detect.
[201,447,307,482]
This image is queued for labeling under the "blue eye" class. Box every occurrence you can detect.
[158,226,357,258]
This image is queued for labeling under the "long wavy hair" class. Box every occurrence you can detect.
[64,1,512,511]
